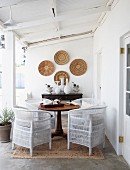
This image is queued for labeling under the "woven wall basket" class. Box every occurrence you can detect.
[38,60,55,76]
[70,59,87,76]
[54,50,69,65]
[54,71,69,84]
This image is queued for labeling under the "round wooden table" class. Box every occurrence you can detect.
[39,103,80,138]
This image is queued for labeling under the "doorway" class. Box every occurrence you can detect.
[97,51,102,103]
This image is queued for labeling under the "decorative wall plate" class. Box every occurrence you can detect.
[38,60,55,76]
[54,50,69,65]
[70,59,87,76]
[54,71,69,85]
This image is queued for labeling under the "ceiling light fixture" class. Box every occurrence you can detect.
[3,6,16,27]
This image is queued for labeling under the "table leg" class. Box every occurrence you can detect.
[55,111,63,134]
[52,111,67,138]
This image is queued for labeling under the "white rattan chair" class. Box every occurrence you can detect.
[67,106,106,155]
[12,107,52,156]
[25,98,56,129]
[71,98,99,108]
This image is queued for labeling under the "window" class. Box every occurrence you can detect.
[16,73,25,89]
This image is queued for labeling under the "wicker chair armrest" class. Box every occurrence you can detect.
[15,118,32,124]
[70,114,82,118]
[69,117,87,126]
[13,105,28,109]
[25,110,52,116]
[14,118,32,130]
[34,117,51,123]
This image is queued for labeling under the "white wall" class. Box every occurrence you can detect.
[2,32,16,108]
[25,37,93,99]
[93,0,130,154]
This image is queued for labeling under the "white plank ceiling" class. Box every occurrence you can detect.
[0,0,114,47]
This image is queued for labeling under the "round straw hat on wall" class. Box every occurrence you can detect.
[69,59,87,76]
[54,71,70,85]
[54,50,69,65]
[38,60,55,76]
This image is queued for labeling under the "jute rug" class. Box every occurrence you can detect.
[12,137,104,159]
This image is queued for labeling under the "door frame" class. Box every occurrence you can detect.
[95,50,102,102]
[122,36,130,164]
[96,51,102,103]
[119,31,130,155]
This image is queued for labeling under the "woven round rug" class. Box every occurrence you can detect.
[54,71,69,85]
[12,136,104,159]
[70,59,87,76]
[54,50,69,65]
[38,60,55,76]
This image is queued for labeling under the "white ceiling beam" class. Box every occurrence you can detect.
[1,0,42,7]
[0,0,24,8]
[28,32,93,48]
[13,31,28,46]
[21,20,97,41]
[107,0,115,6]
[21,28,93,41]
[49,0,60,38]
[0,19,28,46]
[4,5,111,31]
[92,0,116,33]
[60,5,111,17]
[110,0,119,9]
[92,0,115,33]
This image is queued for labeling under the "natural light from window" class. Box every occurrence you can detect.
[0,37,26,108]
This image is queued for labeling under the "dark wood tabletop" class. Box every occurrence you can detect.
[39,103,80,111]
[41,93,83,102]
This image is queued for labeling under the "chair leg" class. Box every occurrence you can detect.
[30,148,33,156]
[12,143,15,150]
[54,111,56,129]
[89,147,92,156]
[103,140,105,148]
[49,141,51,150]
[103,134,105,148]
[67,141,70,150]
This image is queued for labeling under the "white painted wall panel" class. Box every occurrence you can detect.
[93,0,130,155]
